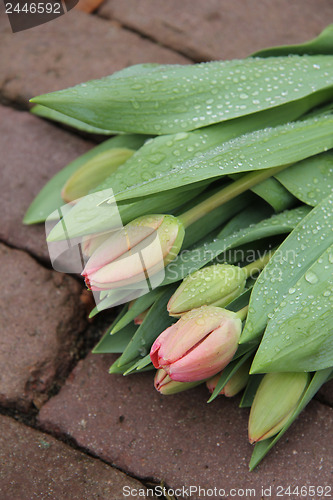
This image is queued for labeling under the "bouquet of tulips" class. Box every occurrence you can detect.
[24,26,333,469]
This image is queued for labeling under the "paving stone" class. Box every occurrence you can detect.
[0,414,153,500]
[0,9,189,108]
[38,353,333,500]
[317,379,333,407]
[0,243,87,411]
[0,106,93,261]
[99,0,333,61]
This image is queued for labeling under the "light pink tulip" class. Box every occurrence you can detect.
[150,306,242,382]
[82,214,184,291]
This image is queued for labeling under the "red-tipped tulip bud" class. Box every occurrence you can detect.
[206,359,251,397]
[167,264,247,317]
[154,369,202,395]
[150,306,242,383]
[82,214,184,291]
[248,372,310,444]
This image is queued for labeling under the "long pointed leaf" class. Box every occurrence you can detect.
[250,177,296,211]
[100,111,333,201]
[181,192,252,248]
[276,151,333,206]
[241,194,333,343]
[207,349,254,403]
[31,104,117,134]
[47,181,206,242]
[110,288,163,335]
[239,375,263,408]
[251,243,333,373]
[253,24,333,58]
[31,55,333,134]
[163,205,310,285]
[92,323,137,354]
[115,285,177,368]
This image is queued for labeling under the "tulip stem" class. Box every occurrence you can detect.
[179,164,293,228]
[242,250,275,278]
[235,305,249,322]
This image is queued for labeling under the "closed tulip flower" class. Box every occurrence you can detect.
[150,306,242,382]
[154,368,202,395]
[82,214,184,291]
[167,263,247,317]
[248,372,310,444]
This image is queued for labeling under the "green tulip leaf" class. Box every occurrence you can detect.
[251,243,333,373]
[31,104,117,134]
[93,305,128,352]
[89,289,137,318]
[253,24,333,58]
[46,181,207,242]
[276,151,333,207]
[181,192,251,249]
[239,375,264,408]
[123,355,153,375]
[109,358,140,374]
[241,194,333,343]
[162,205,310,285]
[226,287,253,313]
[115,285,177,368]
[110,288,164,335]
[23,134,149,225]
[207,349,254,403]
[31,55,333,135]
[91,109,333,202]
[92,322,137,354]
[229,173,296,212]
[250,178,296,212]
[218,203,272,238]
[249,368,333,470]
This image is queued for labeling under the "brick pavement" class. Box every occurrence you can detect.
[38,353,333,500]
[0,414,153,499]
[0,3,332,498]
[99,0,333,61]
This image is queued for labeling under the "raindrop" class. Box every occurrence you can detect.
[304,270,319,284]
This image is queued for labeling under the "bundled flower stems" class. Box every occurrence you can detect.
[25,26,333,470]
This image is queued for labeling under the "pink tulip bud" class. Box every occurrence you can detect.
[82,214,184,291]
[154,368,202,395]
[150,306,242,382]
[206,359,251,397]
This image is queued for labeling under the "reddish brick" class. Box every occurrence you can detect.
[0,414,153,500]
[0,9,189,108]
[99,0,333,61]
[0,106,93,261]
[317,379,333,407]
[0,243,87,411]
[38,353,333,499]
